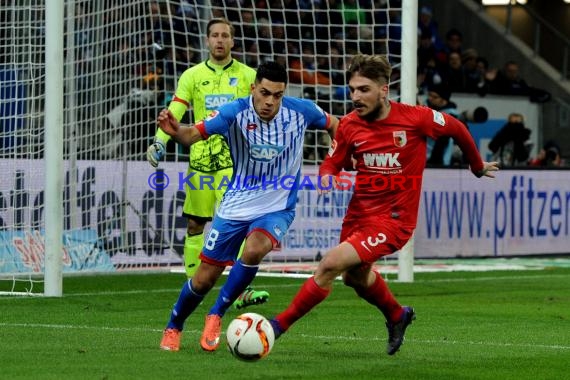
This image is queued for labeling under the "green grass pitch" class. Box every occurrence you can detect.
[1,267,569,380]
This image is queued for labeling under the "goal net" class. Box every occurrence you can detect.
[0,0,415,295]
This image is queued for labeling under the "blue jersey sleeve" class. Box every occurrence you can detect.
[287,98,329,130]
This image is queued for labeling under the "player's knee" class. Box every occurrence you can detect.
[239,249,266,265]
[319,254,342,273]
[315,257,342,283]
[240,232,273,264]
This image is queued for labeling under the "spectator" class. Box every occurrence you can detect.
[372,6,402,56]
[489,60,551,102]
[488,113,532,167]
[386,9,403,57]
[235,9,257,55]
[98,73,166,160]
[344,21,373,55]
[328,46,346,86]
[372,0,389,40]
[256,18,272,57]
[460,48,482,93]
[443,51,465,93]
[273,53,288,70]
[435,28,463,66]
[425,84,461,166]
[417,30,437,71]
[270,22,287,61]
[474,56,493,95]
[528,140,563,167]
[341,0,368,25]
[417,55,445,95]
[282,0,302,40]
[315,0,344,40]
[418,5,443,51]
[489,61,531,96]
[289,44,331,85]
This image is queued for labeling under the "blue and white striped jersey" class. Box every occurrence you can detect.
[195,95,331,220]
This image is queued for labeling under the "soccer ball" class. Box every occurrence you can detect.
[226,312,275,362]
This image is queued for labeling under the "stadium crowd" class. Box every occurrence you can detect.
[131,0,557,166]
[1,0,561,166]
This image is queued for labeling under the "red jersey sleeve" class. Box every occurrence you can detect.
[319,118,352,176]
[418,106,484,175]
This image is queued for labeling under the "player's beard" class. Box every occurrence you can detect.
[360,97,384,122]
[211,47,230,62]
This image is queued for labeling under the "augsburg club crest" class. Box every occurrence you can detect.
[393,131,407,147]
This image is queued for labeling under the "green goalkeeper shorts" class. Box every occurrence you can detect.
[182,167,233,220]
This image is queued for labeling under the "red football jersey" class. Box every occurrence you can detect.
[319,101,484,228]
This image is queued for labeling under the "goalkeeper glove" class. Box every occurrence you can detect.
[146,140,166,168]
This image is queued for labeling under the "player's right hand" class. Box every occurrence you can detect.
[157,109,179,137]
[146,140,166,168]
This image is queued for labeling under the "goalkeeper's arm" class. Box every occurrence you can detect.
[147,100,186,167]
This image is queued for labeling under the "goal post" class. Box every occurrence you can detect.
[398,0,418,283]
[44,0,64,297]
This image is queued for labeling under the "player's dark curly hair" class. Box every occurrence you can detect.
[347,54,392,85]
[255,61,288,85]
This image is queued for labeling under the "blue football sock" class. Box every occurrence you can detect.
[209,259,258,317]
[166,279,205,330]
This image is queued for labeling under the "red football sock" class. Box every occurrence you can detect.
[275,276,330,331]
[355,271,403,323]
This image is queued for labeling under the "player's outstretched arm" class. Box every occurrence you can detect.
[327,115,340,139]
[440,114,499,179]
[475,161,500,178]
[156,109,202,147]
[146,108,173,168]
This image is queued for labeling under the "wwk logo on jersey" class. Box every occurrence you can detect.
[363,152,401,169]
[250,144,284,162]
[205,94,234,110]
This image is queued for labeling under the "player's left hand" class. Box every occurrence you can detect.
[318,175,339,194]
[477,161,499,178]
[156,109,179,137]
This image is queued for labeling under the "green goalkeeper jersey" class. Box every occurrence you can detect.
[155,59,256,172]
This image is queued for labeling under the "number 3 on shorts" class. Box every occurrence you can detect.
[205,228,219,250]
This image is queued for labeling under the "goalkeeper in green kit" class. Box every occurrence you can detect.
[147,18,269,311]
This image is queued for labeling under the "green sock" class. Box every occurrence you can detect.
[184,233,203,278]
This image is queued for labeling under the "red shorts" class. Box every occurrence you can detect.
[340,217,414,263]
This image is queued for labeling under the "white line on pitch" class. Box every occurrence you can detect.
[1,322,568,351]
[1,273,566,299]
[299,333,570,351]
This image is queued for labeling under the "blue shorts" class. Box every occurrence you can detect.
[199,210,295,267]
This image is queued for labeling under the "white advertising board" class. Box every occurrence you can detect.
[1,161,569,274]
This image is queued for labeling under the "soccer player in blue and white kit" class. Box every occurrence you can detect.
[157,61,339,352]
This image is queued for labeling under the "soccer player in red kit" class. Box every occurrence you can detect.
[270,54,499,355]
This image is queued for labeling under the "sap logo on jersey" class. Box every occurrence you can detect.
[205,94,234,110]
[363,152,401,169]
[250,144,284,162]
